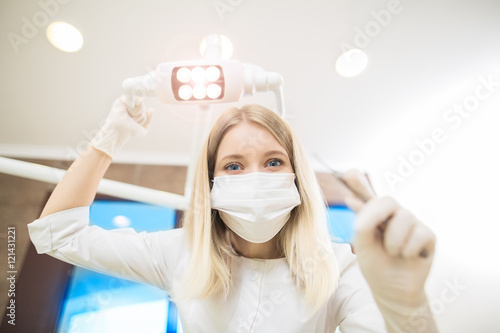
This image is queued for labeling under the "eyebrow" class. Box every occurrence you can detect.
[218,150,288,163]
[219,154,244,162]
[263,150,288,158]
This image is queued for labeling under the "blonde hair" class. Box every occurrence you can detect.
[179,104,339,311]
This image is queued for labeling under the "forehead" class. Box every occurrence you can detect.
[216,121,285,157]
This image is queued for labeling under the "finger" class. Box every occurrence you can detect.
[141,108,154,129]
[130,97,146,122]
[345,194,365,213]
[354,196,400,250]
[118,94,135,108]
[341,169,377,202]
[383,208,418,257]
[401,223,436,260]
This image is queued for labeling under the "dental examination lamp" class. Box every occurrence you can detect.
[121,34,286,118]
[122,34,287,204]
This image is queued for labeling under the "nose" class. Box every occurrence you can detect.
[245,162,266,174]
[245,165,261,174]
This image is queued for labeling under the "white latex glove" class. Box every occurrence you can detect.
[342,170,438,333]
[90,96,153,158]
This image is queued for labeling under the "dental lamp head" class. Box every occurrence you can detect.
[122,34,286,118]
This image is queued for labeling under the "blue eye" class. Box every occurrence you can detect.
[226,164,240,171]
[268,159,282,167]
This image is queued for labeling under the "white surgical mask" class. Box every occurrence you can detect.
[211,172,301,243]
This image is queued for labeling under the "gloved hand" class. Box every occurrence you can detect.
[342,170,438,332]
[90,96,153,158]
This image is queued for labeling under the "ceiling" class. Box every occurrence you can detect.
[1,0,500,183]
[2,1,500,331]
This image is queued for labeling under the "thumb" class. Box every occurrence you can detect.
[125,97,154,130]
[126,96,146,122]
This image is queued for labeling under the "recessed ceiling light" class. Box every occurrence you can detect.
[46,21,83,53]
[335,49,368,78]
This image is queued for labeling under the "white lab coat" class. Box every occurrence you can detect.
[27,206,387,332]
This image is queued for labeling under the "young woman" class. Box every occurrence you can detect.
[28,96,438,332]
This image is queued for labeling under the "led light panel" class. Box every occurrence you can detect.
[171,65,225,102]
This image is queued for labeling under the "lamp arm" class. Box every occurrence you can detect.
[267,73,285,119]
[242,63,286,118]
